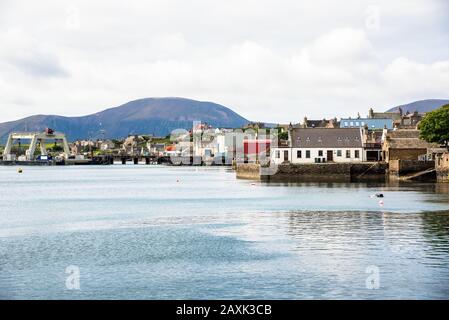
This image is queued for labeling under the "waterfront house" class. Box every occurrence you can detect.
[361,129,384,161]
[381,129,438,162]
[243,139,271,163]
[271,127,364,164]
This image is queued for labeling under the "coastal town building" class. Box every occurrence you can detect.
[299,117,339,128]
[340,118,393,130]
[381,129,438,162]
[399,111,424,128]
[100,140,115,151]
[367,107,425,129]
[148,142,166,156]
[271,127,365,164]
[362,129,383,161]
[368,107,402,122]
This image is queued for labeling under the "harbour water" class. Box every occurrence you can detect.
[0,165,449,299]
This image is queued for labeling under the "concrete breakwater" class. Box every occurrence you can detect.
[236,162,388,182]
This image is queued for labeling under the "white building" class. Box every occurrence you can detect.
[271,127,365,164]
[100,140,115,151]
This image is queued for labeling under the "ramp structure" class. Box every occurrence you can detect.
[3,131,70,161]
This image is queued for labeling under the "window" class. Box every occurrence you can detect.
[276,150,280,158]
[344,122,348,127]
[337,150,342,157]
[306,150,311,158]
[355,122,359,126]
[361,121,365,126]
[346,150,351,158]
[350,121,354,126]
[355,150,360,158]
[318,150,323,157]
[297,150,302,158]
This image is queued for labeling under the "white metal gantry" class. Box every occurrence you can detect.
[3,131,70,160]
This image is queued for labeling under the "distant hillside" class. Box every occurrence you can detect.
[387,99,449,113]
[0,98,249,142]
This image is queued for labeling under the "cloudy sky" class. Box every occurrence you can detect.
[0,0,448,123]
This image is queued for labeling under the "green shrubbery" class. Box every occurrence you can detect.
[419,104,449,149]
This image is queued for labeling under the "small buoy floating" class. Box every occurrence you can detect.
[17,168,23,174]
[370,193,384,198]
[250,183,256,186]
[379,200,384,206]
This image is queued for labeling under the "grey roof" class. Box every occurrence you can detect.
[290,128,363,148]
[387,139,436,149]
[385,130,439,149]
[388,129,420,139]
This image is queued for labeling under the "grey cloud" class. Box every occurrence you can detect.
[8,51,69,78]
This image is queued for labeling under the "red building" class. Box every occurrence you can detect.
[243,139,271,161]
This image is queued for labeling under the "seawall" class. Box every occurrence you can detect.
[436,153,449,183]
[236,162,387,182]
[236,163,261,180]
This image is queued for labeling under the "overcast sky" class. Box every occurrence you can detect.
[0,0,448,123]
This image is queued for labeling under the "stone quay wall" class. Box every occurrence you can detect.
[236,162,387,182]
[436,153,449,183]
[236,163,261,180]
[389,160,435,177]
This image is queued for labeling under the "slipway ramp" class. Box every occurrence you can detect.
[400,168,436,181]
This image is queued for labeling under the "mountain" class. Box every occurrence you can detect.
[0,98,249,142]
[387,99,449,113]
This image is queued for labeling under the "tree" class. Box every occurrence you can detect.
[278,131,289,141]
[419,104,449,149]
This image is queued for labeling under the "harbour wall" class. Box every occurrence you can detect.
[236,162,388,182]
[388,160,435,177]
[436,153,449,183]
[235,163,261,180]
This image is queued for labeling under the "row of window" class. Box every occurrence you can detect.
[275,150,360,159]
[297,136,360,141]
[343,121,366,127]
[343,121,378,129]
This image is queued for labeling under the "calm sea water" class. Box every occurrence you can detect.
[1,165,449,300]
